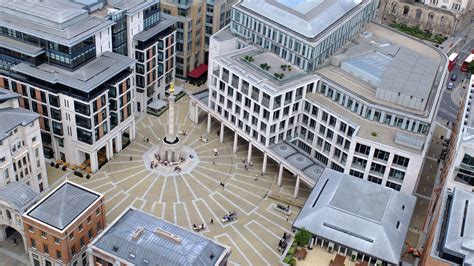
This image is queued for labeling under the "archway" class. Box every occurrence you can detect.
[0,224,27,255]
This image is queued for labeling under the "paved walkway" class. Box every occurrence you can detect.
[48,96,311,265]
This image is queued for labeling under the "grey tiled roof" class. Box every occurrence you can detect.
[26,182,100,230]
[0,36,44,57]
[293,169,416,264]
[442,188,474,265]
[0,0,114,46]
[92,208,229,265]
[0,106,39,141]
[12,52,134,93]
[0,182,38,213]
[0,88,20,103]
[133,13,178,42]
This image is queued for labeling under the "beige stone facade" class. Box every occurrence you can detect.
[161,0,236,78]
[379,0,457,35]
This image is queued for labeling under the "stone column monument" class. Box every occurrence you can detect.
[158,82,183,162]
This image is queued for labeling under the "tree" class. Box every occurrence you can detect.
[294,227,312,247]
[468,61,474,74]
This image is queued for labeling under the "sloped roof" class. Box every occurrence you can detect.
[293,169,416,264]
[0,182,38,213]
[92,208,229,265]
[0,107,39,141]
[0,88,20,103]
[26,182,100,230]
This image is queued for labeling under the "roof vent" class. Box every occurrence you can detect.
[154,227,182,244]
[132,226,144,240]
[112,246,119,252]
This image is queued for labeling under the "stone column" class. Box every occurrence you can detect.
[278,163,284,186]
[262,152,268,175]
[220,122,225,143]
[90,151,99,173]
[0,225,6,241]
[233,132,238,153]
[195,105,199,123]
[166,92,177,142]
[294,175,300,199]
[207,113,212,133]
[247,142,253,163]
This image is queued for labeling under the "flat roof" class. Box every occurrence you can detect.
[0,36,45,57]
[461,76,474,140]
[0,106,39,141]
[270,142,324,182]
[12,51,134,93]
[237,0,367,40]
[442,188,474,265]
[214,46,318,95]
[133,13,177,42]
[317,22,446,118]
[293,169,416,264]
[91,208,229,265]
[26,182,101,230]
[0,0,114,46]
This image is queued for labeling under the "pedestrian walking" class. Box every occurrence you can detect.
[254,175,258,181]
[242,159,245,164]
[130,156,133,161]
[212,161,215,165]
[13,238,17,246]
[210,219,214,224]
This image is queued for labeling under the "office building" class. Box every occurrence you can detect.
[190,0,447,196]
[79,0,178,113]
[420,75,474,266]
[293,169,416,265]
[88,208,231,265]
[161,0,236,78]
[0,88,48,193]
[0,0,137,173]
[23,181,105,266]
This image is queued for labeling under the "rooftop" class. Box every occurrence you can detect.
[87,0,157,16]
[270,142,324,182]
[91,208,230,265]
[236,0,368,41]
[12,51,134,93]
[0,182,38,213]
[441,188,474,265]
[0,0,114,46]
[0,106,39,141]
[317,23,445,118]
[25,181,101,230]
[0,88,20,103]
[461,75,474,140]
[133,13,178,42]
[293,169,416,264]
[214,46,318,95]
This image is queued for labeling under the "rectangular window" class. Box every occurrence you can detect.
[43,244,49,255]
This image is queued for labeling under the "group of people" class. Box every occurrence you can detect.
[222,211,237,222]
[243,160,253,171]
[149,153,186,169]
[193,223,205,232]
[278,233,290,253]
[199,136,208,143]
[143,137,150,143]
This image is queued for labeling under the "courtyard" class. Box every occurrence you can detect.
[48,95,311,265]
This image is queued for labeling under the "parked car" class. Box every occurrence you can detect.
[447,82,454,90]
[451,74,458,81]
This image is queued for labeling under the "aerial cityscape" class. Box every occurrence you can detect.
[0,0,472,265]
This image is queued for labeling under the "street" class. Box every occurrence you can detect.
[437,39,473,125]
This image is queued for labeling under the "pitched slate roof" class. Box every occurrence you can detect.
[293,169,416,264]
[0,106,39,141]
[92,208,230,265]
[0,182,38,213]
[26,182,100,230]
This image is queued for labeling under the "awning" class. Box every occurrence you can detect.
[148,99,166,110]
[187,64,208,78]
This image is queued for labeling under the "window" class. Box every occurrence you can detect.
[56,250,62,260]
[80,237,85,248]
[71,245,76,256]
[349,169,364,179]
[54,237,60,244]
[386,181,401,191]
[393,155,409,168]
[88,229,93,239]
[97,221,102,231]
[389,168,406,181]
[374,149,390,162]
[87,216,92,223]
[43,244,49,255]
[368,175,383,184]
[28,225,34,232]
[69,232,74,240]
[31,238,36,249]
[355,143,370,156]
[41,231,47,238]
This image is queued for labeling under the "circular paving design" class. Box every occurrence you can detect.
[64,96,310,265]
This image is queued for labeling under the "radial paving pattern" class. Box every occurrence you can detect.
[62,96,311,265]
